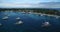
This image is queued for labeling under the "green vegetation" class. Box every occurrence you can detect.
[0,8,60,16]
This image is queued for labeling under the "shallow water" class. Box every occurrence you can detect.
[0,11,60,32]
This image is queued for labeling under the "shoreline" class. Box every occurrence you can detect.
[0,11,60,18]
[32,12,60,18]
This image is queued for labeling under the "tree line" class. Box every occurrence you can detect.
[0,8,60,16]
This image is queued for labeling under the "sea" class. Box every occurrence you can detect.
[0,11,60,32]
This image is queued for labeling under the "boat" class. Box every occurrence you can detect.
[15,21,23,25]
[0,23,3,27]
[16,17,21,20]
[2,16,8,20]
[42,22,50,27]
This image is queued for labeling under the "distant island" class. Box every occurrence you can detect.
[0,8,60,16]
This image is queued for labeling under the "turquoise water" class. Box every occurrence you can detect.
[0,11,60,32]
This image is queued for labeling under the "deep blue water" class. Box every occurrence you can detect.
[0,11,60,32]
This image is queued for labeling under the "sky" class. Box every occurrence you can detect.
[0,0,60,8]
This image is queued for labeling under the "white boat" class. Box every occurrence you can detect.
[2,16,8,20]
[22,12,26,14]
[16,17,20,20]
[42,22,50,27]
[56,17,59,19]
[0,23,2,27]
[28,12,32,14]
[41,14,43,16]
[15,21,23,25]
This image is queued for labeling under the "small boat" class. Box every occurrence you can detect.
[42,22,50,27]
[41,14,43,16]
[56,17,59,19]
[0,23,2,26]
[0,23,3,27]
[15,21,23,25]
[28,12,32,14]
[22,12,26,14]
[16,17,20,20]
[2,16,8,20]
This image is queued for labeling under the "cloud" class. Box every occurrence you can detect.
[0,3,60,8]
[0,3,39,8]
[0,0,60,8]
[0,0,40,4]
